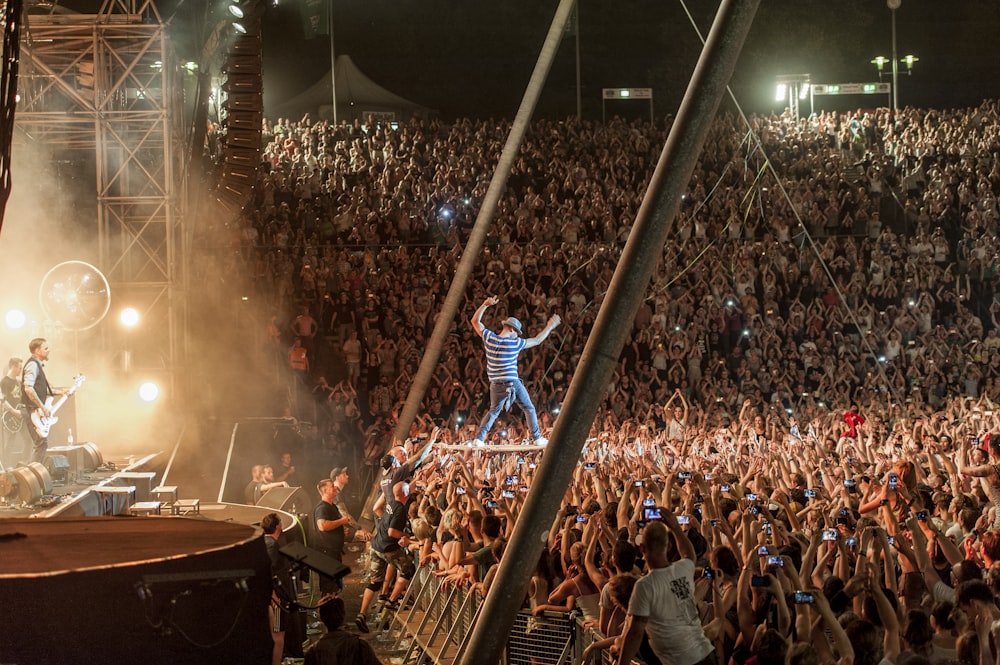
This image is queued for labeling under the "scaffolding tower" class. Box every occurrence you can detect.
[14,0,186,391]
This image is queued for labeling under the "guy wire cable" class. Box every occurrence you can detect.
[677,0,904,410]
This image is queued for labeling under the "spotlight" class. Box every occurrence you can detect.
[232,22,247,34]
[228,4,245,18]
[138,381,160,403]
[774,83,787,102]
[5,309,26,329]
[119,307,140,328]
[799,83,809,100]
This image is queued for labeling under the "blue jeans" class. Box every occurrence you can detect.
[476,379,541,441]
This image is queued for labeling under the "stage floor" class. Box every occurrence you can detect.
[0,451,164,518]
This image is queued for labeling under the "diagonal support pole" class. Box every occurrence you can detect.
[458,2,761,664]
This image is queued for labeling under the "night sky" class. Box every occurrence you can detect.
[240,0,1000,120]
[81,0,1000,119]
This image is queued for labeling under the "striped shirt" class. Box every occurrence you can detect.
[482,329,525,382]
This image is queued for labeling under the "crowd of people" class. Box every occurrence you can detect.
[249,102,1000,448]
[237,99,1000,665]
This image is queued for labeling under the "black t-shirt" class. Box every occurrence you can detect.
[314,499,345,556]
[372,500,407,554]
[0,375,20,409]
[379,462,415,513]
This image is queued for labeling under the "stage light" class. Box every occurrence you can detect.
[799,83,809,100]
[228,4,245,18]
[4,309,26,330]
[138,381,160,402]
[233,22,247,34]
[774,83,787,102]
[120,307,140,328]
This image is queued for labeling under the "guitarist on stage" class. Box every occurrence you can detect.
[21,338,63,464]
[0,357,24,465]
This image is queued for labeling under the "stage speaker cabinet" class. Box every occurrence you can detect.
[279,541,350,582]
[45,455,71,483]
[10,462,51,503]
[47,443,103,473]
[256,486,310,514]
[111,472,157,502]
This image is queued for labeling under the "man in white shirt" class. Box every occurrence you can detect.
[616,517,714,665]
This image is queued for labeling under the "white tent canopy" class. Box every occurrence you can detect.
[267,54,432,122]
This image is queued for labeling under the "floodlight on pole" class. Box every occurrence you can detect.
[887,0,900,111]
[774,74,811,120]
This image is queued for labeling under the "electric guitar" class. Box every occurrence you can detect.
[30,374,85,438]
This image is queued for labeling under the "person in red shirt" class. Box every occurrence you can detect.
[843,405,865,439]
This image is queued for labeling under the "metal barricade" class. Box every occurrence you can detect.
[506,610,578,665]
[382,565,484,665]
[375,561,613,665]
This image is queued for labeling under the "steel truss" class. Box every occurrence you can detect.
[15,0,185,389]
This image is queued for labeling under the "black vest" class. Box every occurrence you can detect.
[21,357,50,409]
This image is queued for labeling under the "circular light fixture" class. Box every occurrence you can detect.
[120,307,141,328]
[138,381,160,403]
[4,309,26,330]
[39,261,111,331]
